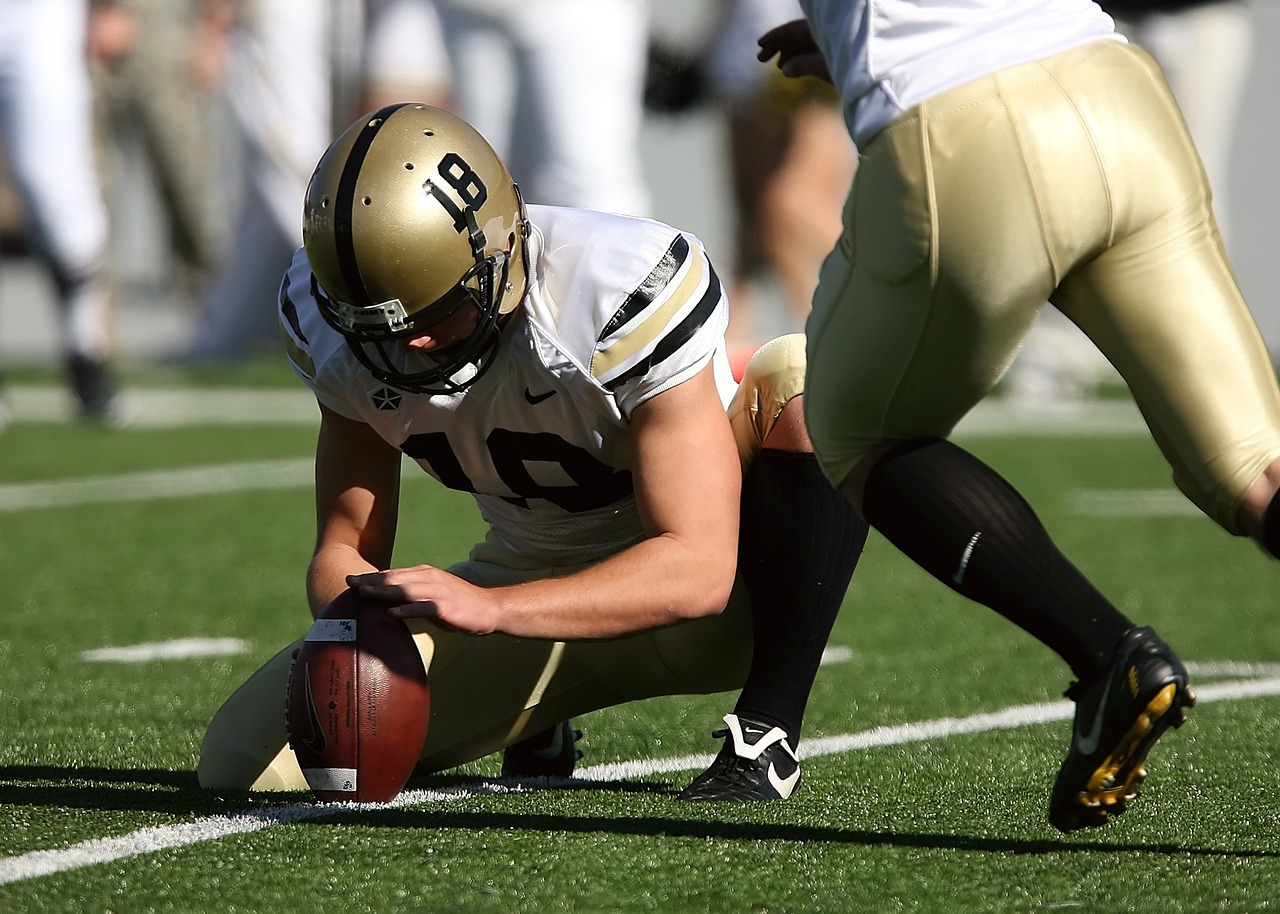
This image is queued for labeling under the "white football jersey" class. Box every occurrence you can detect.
[278,204,735,566]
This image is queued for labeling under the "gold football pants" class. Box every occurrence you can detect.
[804,40,1280,534]
[198,335,807,791]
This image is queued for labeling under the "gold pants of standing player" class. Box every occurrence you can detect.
[803,40,1280,533]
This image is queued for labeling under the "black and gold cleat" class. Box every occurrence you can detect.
[500,720,583,780]
[1049,626,1196,833]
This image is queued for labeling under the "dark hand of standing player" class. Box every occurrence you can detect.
[758,19,832,84]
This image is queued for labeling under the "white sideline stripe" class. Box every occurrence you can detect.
[0,457,439,513]
[0,460,314,512]
[3,674,1277,886]
[3,466,1196,521]
[80,639,250,663]
[1185,660,1280,678]
[4,386,318,427]
[819,645,854,666]
[4,384,1145,434]
[1068,489,1201,518]
[71,640,856,669]
[0,788,479,885]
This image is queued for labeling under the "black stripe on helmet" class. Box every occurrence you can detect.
[332,103,412,307]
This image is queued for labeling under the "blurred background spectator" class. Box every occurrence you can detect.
[434,0,652,216]
[91,0,227,308]
[179,0,362,363]
[3,0,1279,406]
[359,0,452,112]
[0,0,120,421]
[645,0,855,369]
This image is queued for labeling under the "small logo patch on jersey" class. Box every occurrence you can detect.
[372,387,402,410]
[524,388,557,405]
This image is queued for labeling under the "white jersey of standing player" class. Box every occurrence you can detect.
[278,203,735,568]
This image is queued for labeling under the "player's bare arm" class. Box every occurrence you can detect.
[307,403,403,617]
[352,362,742,639]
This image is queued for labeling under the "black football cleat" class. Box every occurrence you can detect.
[678,714,801,801]
[68,354,121,424]
[1050,626,1196,833]
[501,720,583,779]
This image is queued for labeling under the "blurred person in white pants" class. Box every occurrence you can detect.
[182,0,361,362]
[434,0,651,216]
[360,0,453,111]
[0,0,120,420]
[90,0,229,302]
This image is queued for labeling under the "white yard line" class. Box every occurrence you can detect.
[0,457,438,513]
[0,464,1195,520]
[1067,489,1202,518]
[2,386,318,427]
[80,639,251,663]
[0,459,313,512]
[2,675,1277,886]
[3,385,1146,435]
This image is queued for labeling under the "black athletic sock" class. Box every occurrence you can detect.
[734,449,869,745]
[1264,490,1280,560]
[861,438,1130,681]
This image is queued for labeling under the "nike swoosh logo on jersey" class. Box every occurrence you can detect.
[1075,674,1114,757]
[524,388,557,405]
[768,762,801,798]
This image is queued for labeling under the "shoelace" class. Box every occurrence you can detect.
[704,729,768,787]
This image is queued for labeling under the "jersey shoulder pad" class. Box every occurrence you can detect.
[527,206,728,411]
[277,248,361,415]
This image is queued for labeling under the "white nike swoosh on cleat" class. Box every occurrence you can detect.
[531,727,564,759]
[953,532,981,584]
[1075,675,1114,757]
[767,763,800,798]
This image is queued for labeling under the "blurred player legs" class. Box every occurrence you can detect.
[435,0,651,215]
[0,0,120,420]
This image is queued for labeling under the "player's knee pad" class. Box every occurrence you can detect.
[728,333,807,466]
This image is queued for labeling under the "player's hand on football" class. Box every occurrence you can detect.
[757,19,832,83]
[348,566,501,636]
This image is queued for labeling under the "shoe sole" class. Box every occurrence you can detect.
[1071,681,1196,824]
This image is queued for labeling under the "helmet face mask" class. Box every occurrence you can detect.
[302,104,529,395]
[310,247,512,394]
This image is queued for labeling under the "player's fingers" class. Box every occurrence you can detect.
[757,19,815,61]
[387,600,441,620]
[781,54,832,82]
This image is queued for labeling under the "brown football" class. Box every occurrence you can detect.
[286,588,429,802]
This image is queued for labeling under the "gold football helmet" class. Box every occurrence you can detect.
[302,103,529,393]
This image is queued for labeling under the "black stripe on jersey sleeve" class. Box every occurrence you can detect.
[598,234,691,342]
[279,276,309,344]
[278,274,316,379]
[602,263,723,393]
